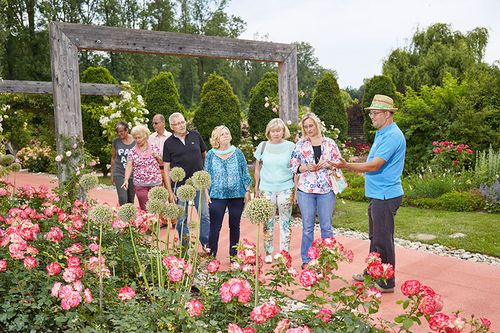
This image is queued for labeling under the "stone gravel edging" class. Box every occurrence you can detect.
[291,217,500,267]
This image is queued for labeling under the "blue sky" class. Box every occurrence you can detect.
[227,0,500,89]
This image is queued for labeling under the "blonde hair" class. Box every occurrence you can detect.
[210,125,232,148]
[130,124,150,139]
[300,112,322,136]
[265,118,291,140]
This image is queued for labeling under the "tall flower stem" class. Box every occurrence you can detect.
[156,215,162,288]
[128,224,150,294]
[179,201,188,256]
[98,223,103,312]
[255,225,261,307]
[187,192,202,289]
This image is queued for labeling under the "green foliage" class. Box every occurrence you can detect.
[193,73,241,147]
[479,180,500,214]
[247,72,279,142]
[310,71,348,142]
[435,191,485,212]
[337,187,367,202]
[361,75,397,143]
[15,140,55,173]
[81,66,118,105]
[396,74,500,172]
[475,147,500,185]
[144,71,185,122]
[81,66,118,176]
[383,23,489,93]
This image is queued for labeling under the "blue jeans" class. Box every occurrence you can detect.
[176,190,210,247]
[297,190,335,264]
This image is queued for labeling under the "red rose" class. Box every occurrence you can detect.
[401,280,421,296]
[299,270,318,288]
[46,262,62,276]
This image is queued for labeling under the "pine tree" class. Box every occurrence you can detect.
[310,71,348,142]
[193,73,241,147]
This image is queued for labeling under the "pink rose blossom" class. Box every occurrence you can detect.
[46,262,62,276]
[118,286,136,301]
[23,256,37,269]
[64,243,84,256]
[307,246,320,260]
[242,328,255,333]
[0,259,7,271]
[428,312,450,331]
[168,267,184,282]
[315,307,332,323]
[84,288,93,304]
[66,256,81,267]
[73,280,84,292]
[365,252,381,264]
[44,227,64,243]
[286,327,312,333]
[366,262,384,279]
[480,317,491,329]
[51,282,62,297]
[274,319,291,333]
[207,259,220,274]
[228,323,244,333]
[401,280,422,296]
[88,243,99,253]
[418,294,443,316]
[185,299,204,317]
[220,278,252,304]
[61,290,81,310]
[59,284,74,299]
[299,270,318,288]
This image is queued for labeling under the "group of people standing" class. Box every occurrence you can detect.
[110,94,406,293]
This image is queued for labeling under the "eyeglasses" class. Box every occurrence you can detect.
[170,120,186,126]
[369,110,387,117]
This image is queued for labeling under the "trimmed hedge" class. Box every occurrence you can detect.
[144,71,185,122]
[247,72,279,142]
[310,72,348,142]
[193,73,241,147]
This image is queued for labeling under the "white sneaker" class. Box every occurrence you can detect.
[265,255,272,264]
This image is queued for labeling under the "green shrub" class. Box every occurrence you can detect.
[338,187,367,202]
[248,72,279,142]
[310,72,348,142]
[435,191,485,212]
[343,171,365,189]
[475,146,500,185]
[361,75,397,143]
[193,73,241,147]
[144,71,185,123]
[81,66,118,176]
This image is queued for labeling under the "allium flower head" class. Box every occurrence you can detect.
[0,154,15,166]
[9,163,21,172]
[191,170,211,190]
[89,205,114,225]
[118,203,137,223]
[184,177,194,187]
[164,202,182,220]
[79,174,99,192]
[146,199,167,216]
[170,167,186,183]
[244,198,275,225]
[147,186,169,202]
[176,184,196,202]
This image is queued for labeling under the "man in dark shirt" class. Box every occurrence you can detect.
[163,112,210,251]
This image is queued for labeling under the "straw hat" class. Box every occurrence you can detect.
[365,94,398,111]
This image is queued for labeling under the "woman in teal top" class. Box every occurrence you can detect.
[205,126,251,259]
[253,118,295,264]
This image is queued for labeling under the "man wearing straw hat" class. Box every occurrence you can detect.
[332,94,406,293]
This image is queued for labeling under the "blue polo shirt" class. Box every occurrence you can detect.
[365,122,406,200]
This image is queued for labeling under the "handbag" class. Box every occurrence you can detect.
[329,168,348,194]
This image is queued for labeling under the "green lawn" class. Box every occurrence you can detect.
[98,175,113,186]
[334,199,500,257]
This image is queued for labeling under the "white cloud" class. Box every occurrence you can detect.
[227,0,500,88]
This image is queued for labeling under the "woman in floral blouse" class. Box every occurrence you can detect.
[122,124,162,211]
[290,113,343,269]
[204,126,252,259]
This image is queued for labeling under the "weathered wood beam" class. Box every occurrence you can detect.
[279,48,299,123]
[55,22,294,62]
[0,80,121,95]
[49,22,84,184]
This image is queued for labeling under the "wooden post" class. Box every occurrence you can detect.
[49,22,83,185]
[278,47,299,124]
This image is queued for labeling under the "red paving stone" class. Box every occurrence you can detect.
[5,171,500,332]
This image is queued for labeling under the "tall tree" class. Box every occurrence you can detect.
[310,71,348,142]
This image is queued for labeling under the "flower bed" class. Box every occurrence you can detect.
[0,179,492,332]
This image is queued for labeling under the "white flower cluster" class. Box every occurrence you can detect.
[0,104,11,133]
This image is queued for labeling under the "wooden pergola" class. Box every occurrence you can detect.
[2,22,299,183]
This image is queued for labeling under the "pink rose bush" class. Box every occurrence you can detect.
[0,182,492,332]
